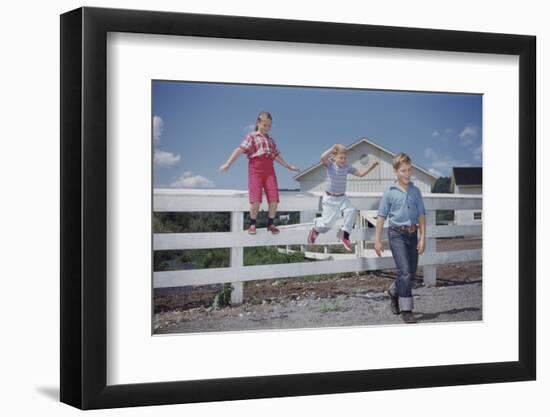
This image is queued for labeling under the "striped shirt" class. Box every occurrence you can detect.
[325,160,358,194]
[239,131,281,160]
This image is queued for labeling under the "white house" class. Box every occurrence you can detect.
[450,167,482,225]
[293,137,438,227]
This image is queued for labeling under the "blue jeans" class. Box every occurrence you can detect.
[387,226,419,311]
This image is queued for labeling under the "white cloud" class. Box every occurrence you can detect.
[472,145,482,162]
[153,115,164,145]
[424,146,471,176]
[431,127,455,143]
[432,159,470,170]
[154,150,181,168]
[424,147,439,160]
[435,125,479,145]
[151,115,181,168]
[170,171,214,188]
[427,125,481,174]
[430,159,471,176]
[458,124,479,146]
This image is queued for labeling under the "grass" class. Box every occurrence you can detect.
[319,300,343,313]
[298,271,357,283]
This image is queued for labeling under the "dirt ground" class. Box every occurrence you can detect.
[153,237,482,333]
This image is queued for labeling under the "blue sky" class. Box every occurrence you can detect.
[152,81,482,189]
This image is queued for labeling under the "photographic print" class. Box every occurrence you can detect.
[152,81,483,334]
[61,7,535,408]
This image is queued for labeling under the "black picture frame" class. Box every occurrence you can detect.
[60,6,536,410]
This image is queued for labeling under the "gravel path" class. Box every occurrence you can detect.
[155,281,482,334]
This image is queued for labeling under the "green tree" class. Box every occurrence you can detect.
[431,176,454,223]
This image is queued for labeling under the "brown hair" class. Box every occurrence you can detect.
[254,111,273,131]
[392,152,412,170]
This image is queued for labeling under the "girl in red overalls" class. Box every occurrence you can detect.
[219,112,299,234]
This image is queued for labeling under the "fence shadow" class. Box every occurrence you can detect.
[414,306,481,322]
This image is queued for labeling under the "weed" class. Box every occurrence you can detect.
[212,283,233,308]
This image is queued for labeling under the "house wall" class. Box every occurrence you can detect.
[297,141,435,194]
[454,185,483,225]
[455,185,482,195]
[455,209,483,225]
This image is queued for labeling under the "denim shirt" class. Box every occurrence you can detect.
[377,181,426,227]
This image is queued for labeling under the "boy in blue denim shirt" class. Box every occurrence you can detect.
[374,153,426,323]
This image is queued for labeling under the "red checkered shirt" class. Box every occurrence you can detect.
[239,131,281,160]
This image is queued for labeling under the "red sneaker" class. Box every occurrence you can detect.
[308,227,319,244]
[248,224,257,234]
[267,224,280,234]
[341,237,353,252]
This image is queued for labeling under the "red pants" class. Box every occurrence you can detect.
[248,155,280,204]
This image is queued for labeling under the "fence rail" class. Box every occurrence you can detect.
[153,189,482,303]
[154,189,483,212]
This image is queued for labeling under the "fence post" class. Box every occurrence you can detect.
[423,210,437,287]
[230,211,244,304]
[356,211,364,258]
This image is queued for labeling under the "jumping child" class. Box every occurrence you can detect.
[308,144,379,251]
[219,111,299,234]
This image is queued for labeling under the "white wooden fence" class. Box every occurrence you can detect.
[154,189,482,304]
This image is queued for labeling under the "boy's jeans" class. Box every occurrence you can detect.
[387,226,419,312]
[313,194,356,235]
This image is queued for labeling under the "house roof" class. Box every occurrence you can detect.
[293,137,438,181]
[452,167,482,186]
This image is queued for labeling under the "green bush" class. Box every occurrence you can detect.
[244,246,307,266]
[153,212,231,233]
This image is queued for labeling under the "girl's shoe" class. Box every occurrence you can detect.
[267,224,280,234]
[308,227,319,244]
[248,225,257,234]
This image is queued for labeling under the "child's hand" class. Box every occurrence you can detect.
[219,163,230,172]
[417,238,425,254]
[289,165,300,172]
[374,240,383,257]
[372,161,380,168]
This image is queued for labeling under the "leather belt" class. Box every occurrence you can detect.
[392,224,419,233]
[326,191,345,197]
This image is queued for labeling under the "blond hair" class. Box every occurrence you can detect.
[254,111,273,131]
[332,144,347,156]
[392,152,412,170]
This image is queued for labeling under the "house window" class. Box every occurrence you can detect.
[473,212,482,220]
[360,153,370,165]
